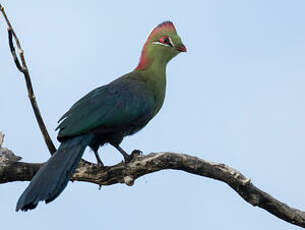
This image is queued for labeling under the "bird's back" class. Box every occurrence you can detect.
[56,71,164,144]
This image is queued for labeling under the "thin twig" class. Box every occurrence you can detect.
[0,132,4,148]
[8,29,22,71]
[0,4,56,154]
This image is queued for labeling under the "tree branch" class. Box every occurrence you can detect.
[1,143,304,228]
[0,4,56,154]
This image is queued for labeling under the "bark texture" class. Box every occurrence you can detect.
[1,140,305,228]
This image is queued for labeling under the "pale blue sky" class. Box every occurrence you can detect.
[1,1,305,229]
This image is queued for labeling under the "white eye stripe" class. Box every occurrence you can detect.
[152,36,175,47]
[152,41,171,47]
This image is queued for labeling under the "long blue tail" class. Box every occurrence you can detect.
[16,134,93,211]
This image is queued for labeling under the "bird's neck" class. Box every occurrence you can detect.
[135,47,167,87]
[134,45,169,115]
[135,42,170,72]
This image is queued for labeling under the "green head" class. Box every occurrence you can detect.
[135,21,186,71]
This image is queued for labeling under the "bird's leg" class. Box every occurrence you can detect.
[93,150,104,168]
[112,144,133,162]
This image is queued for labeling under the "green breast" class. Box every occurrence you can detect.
[130,66,167,117]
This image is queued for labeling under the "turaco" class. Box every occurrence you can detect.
[16,21,186,211]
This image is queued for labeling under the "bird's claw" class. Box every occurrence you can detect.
[123,149,142,163]
[131,149,143,157]
[123,154,133,163]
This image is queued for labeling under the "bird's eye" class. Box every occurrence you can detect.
[159,36,173,47]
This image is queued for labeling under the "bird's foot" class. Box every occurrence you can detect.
[131,149,143,158]
[122,150,143,163]
[96,161,105,169]
[123,153,133,163]
[112,144,142,163]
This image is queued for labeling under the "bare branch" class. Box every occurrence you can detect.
[0,4,56,154]
[0,146,304,228]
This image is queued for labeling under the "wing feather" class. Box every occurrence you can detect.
[57,78,155,139]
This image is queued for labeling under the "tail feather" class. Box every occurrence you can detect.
[16,134,93,211]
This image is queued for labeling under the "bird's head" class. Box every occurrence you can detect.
[136,21,186,71]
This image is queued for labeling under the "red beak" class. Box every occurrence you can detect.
[176,44,187,52]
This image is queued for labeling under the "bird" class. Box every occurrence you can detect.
[16,21,186,211]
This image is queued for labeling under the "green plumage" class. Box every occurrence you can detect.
[16,21,186,211]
